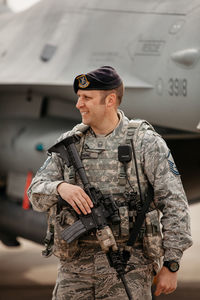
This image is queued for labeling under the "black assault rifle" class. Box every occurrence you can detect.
[48,135,133,300]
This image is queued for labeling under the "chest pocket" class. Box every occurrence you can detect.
[81,138,105,159]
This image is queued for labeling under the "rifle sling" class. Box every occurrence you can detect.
[127,139,154,247]
[126,184,153,246]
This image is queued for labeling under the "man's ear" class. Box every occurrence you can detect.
[106,93,117,107]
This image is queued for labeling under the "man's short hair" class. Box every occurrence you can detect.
[100,84,124,105]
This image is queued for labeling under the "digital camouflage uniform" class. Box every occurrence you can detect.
[28,110,192,300]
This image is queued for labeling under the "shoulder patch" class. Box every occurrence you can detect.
[167,151,180,175]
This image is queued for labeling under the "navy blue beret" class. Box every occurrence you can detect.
[73,66,123,94]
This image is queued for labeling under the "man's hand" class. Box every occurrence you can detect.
[154,266,178,296]
[57,182,93,215]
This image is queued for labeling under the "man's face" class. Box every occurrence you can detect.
[76,89,107,130]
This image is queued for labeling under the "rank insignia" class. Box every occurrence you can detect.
[77,74,90,89]
[167,151,180,175]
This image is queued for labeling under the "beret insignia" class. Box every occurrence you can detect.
[77,74,90,89]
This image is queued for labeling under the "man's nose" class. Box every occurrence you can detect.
[76,97,84,109]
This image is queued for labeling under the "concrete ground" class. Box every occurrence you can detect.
[0,203,199,300]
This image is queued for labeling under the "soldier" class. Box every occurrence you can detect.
[28,66,192,300]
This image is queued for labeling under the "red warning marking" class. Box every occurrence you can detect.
[23,171,33,210]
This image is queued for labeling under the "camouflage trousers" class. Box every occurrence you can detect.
[52,245,156,300]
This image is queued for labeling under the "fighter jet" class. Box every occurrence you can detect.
[0,0,199,246]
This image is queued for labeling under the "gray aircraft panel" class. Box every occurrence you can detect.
[85,0,200,15]
[0,0,198,83]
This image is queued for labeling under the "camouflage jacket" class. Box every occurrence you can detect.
[28,110,192,262]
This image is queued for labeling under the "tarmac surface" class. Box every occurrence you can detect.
[0,203,200,300]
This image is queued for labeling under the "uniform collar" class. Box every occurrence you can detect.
[87,109,129,138]
[108,109,129,137]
